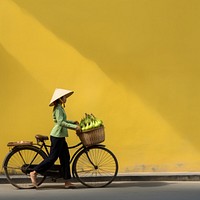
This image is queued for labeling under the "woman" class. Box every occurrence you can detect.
[30,88,81,188]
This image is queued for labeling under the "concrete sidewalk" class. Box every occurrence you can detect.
[1,172,200,184]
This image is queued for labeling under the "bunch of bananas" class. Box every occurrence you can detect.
[80,113,103,132]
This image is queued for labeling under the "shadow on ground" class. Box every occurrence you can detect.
[35,181,173,190]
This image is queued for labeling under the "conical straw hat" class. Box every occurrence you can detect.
[49,88,74,106]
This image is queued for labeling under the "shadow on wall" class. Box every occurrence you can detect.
[0,44,50,141]
[12,0,200,149]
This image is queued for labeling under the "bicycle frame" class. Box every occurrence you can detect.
[3,137,118,189]
[34,140,105,167]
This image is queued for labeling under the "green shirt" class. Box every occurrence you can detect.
[50,104,77,138]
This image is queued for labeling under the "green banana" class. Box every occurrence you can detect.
[80,113,103,131]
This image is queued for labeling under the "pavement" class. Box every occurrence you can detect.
[1,172,200,184]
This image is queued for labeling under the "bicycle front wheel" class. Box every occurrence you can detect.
[3,146,47,189]
[73,146,118,188]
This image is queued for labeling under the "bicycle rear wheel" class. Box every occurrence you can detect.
[73,146,118,188]
[3,146,47,189]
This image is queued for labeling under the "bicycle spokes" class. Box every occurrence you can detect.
[3,146,47,189]
[73,146,118,187]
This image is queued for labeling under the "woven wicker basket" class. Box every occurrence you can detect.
[78,125,105,146]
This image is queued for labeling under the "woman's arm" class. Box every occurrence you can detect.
[55,108,78,130]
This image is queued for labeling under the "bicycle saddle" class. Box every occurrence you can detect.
[35,134,49,142]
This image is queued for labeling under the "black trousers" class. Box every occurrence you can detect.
[34,136,71,180]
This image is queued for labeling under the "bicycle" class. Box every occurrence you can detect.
[3,133,118,189]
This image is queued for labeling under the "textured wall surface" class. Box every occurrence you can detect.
[1,0,200,173]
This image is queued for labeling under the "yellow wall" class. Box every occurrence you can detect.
[1,0,200,173]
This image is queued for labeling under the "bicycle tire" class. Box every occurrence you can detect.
[3,145,47,189]
[72,146,118,188]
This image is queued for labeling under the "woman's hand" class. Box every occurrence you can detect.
[76,125,82,135]
[76,125,81,131]
[74,121,80,125]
